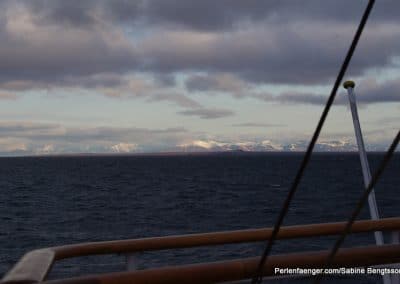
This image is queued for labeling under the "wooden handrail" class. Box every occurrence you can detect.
[53,216,400,259]
[3,217,400,283]
[43,244,400,284]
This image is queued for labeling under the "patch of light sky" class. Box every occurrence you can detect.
[0,60,398,148]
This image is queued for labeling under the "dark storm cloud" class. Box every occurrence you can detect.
[0,0,399,102]
[27,0,98,27]
[136,0,399,30]
[140,22,400,84]
[0,32,137,84]
[21,1,400,31]
[178,108,235,119]
[0,1,138,86]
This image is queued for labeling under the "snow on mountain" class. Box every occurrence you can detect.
[315,139,357,151]
[177,139,359,152]
[111,143,138,153]
[260,140,283,151]
[283,139,357,152]
[178,140,283,152]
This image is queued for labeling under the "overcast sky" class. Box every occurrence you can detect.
[0,0,398,154]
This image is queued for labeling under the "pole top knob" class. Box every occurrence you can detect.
[343,80,355,89]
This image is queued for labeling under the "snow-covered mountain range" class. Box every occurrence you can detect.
[177,139,361,152]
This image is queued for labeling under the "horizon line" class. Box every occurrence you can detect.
[0,150,396,158]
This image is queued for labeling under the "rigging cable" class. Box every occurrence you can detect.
[313,130,400,284]
[251,1,376,283]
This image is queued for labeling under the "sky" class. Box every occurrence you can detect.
[0,0,398,155]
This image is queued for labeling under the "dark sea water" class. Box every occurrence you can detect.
[0,153,399,283]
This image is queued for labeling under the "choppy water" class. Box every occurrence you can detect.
[0,153,399,283]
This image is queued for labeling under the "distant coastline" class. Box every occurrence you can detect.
[0,150,397,158]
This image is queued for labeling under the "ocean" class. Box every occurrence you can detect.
[0,153,399,283]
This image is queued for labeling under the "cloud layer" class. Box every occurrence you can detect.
[0,1,398,154]
[0,120,395,155]
[0,121,190,155]
[1,1,399,104]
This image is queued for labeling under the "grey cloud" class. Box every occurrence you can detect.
[138,0,400,31]
[0,4,138,84]
[27,0,98,27]
[0,74,128,92]
[185,73,246,95]
[354,78,400,104]
[178,108,235,119]
[153,73,176,87]
[148,93,202,108]
[0,122,63,138]
[20,1,400,31]
[0,121,185,138]
[66,74,128,89]
[255,90,399,106]
[186,75,217,92]
[0,0,399,102]
[264,78,400,105]
[38,126,187,143]
[186,72,400,106]
[140,22,400,85]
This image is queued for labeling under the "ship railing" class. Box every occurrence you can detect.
[2,217,400,284]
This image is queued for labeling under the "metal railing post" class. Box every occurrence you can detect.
[125,253,139,271]
[343,80,390,284]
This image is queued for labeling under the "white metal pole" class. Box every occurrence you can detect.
[343,80,390,284]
